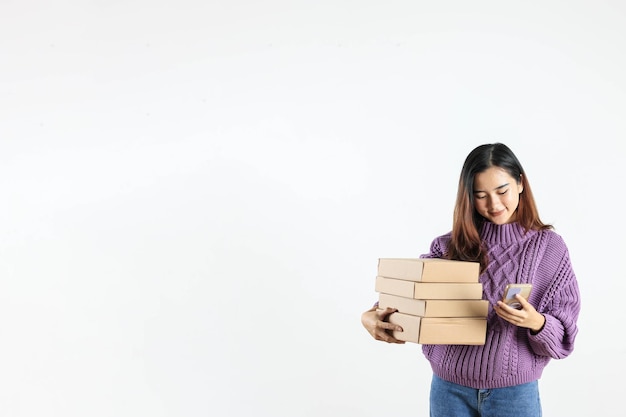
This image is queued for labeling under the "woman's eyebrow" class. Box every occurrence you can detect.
[474,183,510,193]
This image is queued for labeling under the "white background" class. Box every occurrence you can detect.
[1,1,623,416]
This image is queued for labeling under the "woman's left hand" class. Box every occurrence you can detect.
[494,294,546,333]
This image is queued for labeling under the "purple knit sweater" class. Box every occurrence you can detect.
[420,222,580,389]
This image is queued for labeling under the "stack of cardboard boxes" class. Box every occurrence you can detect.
[375,258,488,345]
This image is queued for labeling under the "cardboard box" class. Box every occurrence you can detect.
[375,276,483,300]
[383,310,487,345]
[378,293,489,317]
[377,258,480,283]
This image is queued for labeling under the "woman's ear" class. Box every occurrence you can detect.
[518,174,524,194]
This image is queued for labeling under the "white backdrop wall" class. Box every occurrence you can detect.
[1,1,623,416]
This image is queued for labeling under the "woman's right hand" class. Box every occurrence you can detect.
[361,306,405,344]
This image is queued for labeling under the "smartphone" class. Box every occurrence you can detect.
[501,283,532,309]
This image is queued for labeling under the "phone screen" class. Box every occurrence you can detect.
[502,284,532,309]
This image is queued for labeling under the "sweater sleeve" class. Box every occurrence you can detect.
[528,239,581,359]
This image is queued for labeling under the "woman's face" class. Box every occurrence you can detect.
[473,166,524,225]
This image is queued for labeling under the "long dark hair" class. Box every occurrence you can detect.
[447,143,552,271]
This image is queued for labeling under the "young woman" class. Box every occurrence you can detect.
[361,143,580,417]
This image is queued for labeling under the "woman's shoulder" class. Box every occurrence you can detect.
[431,231,452,246]
[421,231,452,258]
[535,227,571,256]
[536,227,566,243]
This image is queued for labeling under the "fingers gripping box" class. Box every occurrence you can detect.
[382,310,487,345]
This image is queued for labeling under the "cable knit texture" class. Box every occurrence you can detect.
[420,222,580,389]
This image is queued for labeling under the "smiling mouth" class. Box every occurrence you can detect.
[490,210,505,217]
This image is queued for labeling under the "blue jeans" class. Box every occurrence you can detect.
[430,374,542,417]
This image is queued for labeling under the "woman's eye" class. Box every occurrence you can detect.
[475,195,486,199]
[498,189,508,195]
